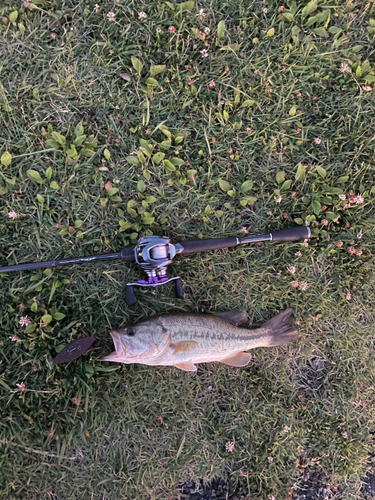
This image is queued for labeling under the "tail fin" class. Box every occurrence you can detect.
[262,309,299,347]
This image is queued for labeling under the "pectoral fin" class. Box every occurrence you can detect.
[174,362,197,372]
[220,352,252,367]
[171,340,198,354]
[213,310,248,326]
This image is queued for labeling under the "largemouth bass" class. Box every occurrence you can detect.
[102,309,298,372]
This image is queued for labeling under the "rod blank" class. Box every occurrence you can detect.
[0,252,122,274]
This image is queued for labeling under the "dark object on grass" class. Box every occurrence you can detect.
[53,336,98,364]
[0,226,311,306]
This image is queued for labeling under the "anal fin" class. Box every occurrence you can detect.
[174,362,197,372]
[220,352,252,367]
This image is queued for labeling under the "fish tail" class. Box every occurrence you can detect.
[262,309,298,347]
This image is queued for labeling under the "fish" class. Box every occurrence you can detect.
[102,308,298,372]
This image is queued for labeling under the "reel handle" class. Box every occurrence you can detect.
[124,277,184,306]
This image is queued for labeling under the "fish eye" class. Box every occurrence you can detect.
[127,328,135,337]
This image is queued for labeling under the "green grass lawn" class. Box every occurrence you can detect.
[1,0,375,498]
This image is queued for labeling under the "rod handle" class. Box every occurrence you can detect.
[270,226,311,243]
[120,247,136,262]
[177,237,238,255]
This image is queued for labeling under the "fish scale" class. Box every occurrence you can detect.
[157,315,271,358]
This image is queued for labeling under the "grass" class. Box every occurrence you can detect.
[1,0,375,498]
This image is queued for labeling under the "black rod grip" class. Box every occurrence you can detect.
[124,285,137,306]
[120,247,136,262]
[270,226,311,243]
[178,237,238,255]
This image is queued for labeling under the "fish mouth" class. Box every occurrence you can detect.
[102,330,132,362]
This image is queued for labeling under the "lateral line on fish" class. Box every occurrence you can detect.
[185,329,269,343]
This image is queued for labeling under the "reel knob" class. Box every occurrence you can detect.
[174,278,183,299]
[124,285,137,307]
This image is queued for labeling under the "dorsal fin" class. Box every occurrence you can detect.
[213,310,248,326]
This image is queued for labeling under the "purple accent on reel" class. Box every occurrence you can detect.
[137,275,168,286]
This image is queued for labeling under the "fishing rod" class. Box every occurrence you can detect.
[0,226,311,306]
